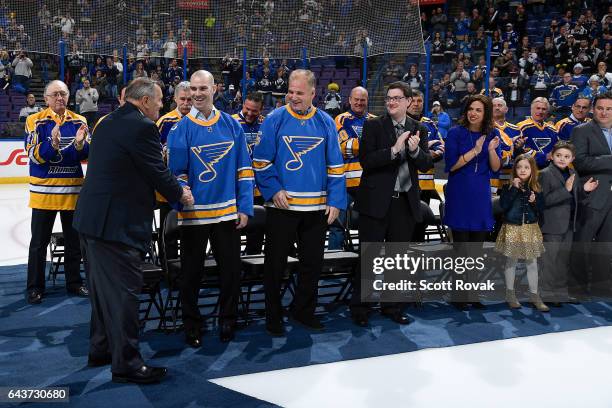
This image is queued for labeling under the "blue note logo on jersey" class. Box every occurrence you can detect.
[245,132,261,155]
[282,136,323,171]
[533,138,552,153]
[191,141,234,183]
[352,125,364,138]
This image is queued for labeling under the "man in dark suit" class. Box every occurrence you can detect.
[570,92,612,299]
[73,78,194,384]
[351,81,433,327]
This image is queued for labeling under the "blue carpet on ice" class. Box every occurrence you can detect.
[2,263,612,407]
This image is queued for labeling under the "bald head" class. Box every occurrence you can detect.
[349,86,368,116]
[190,70,215,84]
[190,70,216,114]
[44,80,70,115]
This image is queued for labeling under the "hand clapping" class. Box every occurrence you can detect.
[584,177,599,192]
[488,136,500,151]
[473,135,486,154]
[407,131,420,153]
[51,124,60,150]
[528,191,536,203]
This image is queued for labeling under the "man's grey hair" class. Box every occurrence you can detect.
[174,81,191,97]
[492,97,507,108]
[531,96,550,110]
[289,69,316,89]
[44,80,69,97]
[125,77,159,101]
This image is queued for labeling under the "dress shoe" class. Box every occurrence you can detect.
[450,301,469,311]
[381,310,412,325]
[219,321,235,343]
[27,290,42,304]
[68,286,89,297]
[265,320,285,337]
[87,353,112,367]
[185,329,202,348]
[471,301,486,310]
[351,312,369,327]
[289,313,325,331]
[112,365,167,384]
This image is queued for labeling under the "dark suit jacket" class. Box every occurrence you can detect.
[355,114,433,221]
[73,102,183,252]
[538,165,584,234]
[571,120,612,211]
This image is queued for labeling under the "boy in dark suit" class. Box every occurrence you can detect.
[539,141,598,305]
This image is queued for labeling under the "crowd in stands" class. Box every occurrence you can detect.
[0,0,385,60]
[1,0,612,128]
[399,1,612,122]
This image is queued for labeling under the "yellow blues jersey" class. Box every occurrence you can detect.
[155,109,183,202]
[156,109,182,145]
[232,111,265,197]
[418,116,444,191]
[555,115,590,141]
[253,105,347,211]
[25,108,89,210]
[167,108,254,226]
[490,121,519,192]
[335,110,375,189]
[480,87,504,99]
[517,117,558,169]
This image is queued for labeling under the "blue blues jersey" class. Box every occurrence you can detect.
[253,105,347,211]
[167,108,254,225]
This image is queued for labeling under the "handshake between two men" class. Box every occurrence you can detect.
[180,186,195,206]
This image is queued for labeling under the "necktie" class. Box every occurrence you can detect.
[394,122,412,192]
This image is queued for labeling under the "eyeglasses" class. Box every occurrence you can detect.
[47,91,68,98]
[384,96,406,103]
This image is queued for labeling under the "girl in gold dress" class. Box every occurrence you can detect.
[495,154,548,312]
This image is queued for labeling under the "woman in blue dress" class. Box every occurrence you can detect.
[444,94,501,310]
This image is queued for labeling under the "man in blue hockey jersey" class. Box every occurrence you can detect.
[550,72,580,119]
[516,97,559,169]
[167,70,254,346]
[555,96,591,141]
[232,92,266,254]
[253,69,346,336]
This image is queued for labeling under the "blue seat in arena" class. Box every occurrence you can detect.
[512,106,531,121]
[446,108,461,121]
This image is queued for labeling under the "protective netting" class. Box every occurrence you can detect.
[2,0,424,59]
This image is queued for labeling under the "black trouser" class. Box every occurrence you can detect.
[541,230,573,302]
[245,196,265,255]
[451,230,488,303]
[572,198,612,297]
[180,221,242,331]
[27,208,82,292]
[81,111,98,128]
[80,235,145,375]
[264,208,327,324]
[351,193,417,315]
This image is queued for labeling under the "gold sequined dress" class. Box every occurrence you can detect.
[495,221,544,260]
